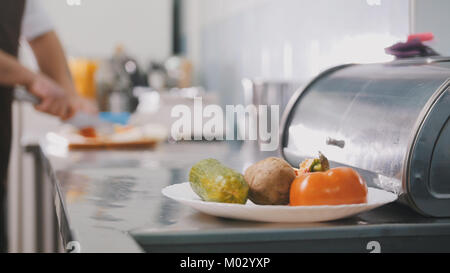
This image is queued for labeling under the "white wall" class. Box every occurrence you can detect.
[183,0,410,106]
[43,0,173,64]
[412,0,450,56]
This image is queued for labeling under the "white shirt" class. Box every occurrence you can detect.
[21,0,54,41]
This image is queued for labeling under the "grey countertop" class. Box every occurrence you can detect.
[40,140,450,253]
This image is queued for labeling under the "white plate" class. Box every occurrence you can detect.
[162,182,398,223]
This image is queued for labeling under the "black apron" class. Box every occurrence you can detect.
[0,0,26,253]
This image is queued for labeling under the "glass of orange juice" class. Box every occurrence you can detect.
[69,58,98,99]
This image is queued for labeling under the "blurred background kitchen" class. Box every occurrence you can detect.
[8,0,450,252]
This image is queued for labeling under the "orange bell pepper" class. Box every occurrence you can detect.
[290,167,368,206]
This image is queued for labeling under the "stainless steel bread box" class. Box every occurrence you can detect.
[281,57,450,217]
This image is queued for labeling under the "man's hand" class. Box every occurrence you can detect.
[27,74,75,120]
[28,31,100,119]
[70,95,99,115]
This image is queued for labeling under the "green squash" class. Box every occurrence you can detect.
[189,159,249,204]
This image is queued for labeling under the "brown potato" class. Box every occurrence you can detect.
[244,157,296,205]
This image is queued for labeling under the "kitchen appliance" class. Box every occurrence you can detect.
[164,55,193,89]
[242,79,300,150]
[280,56,450,217]
[95,46,143,113]
[242,78,300,115]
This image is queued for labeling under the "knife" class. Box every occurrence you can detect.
[14,86,115,133]
[14,86,41,104]
[68,111,115,134]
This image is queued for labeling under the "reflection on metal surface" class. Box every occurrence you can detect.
[57,171,90,204]
[242,78,300,151]
[326,137,345,148]
[374,174,402,195]
[157,168,186,226]
[93,175,136,208]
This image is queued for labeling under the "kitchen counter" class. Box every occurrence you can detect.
[39,140,450,253]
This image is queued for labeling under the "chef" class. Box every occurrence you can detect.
[0,0,95,252]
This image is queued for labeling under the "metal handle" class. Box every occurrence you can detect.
[326,137,345,148]
[14,86,41,105]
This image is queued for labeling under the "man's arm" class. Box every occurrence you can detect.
[0,49,36,87]
[0,49,73,119]
[28,31,98,114]
[27,31,76,97]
